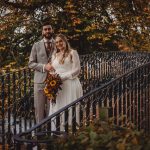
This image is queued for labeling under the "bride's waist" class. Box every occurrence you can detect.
[55,69,69,74]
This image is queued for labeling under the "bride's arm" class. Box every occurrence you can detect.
[60,50,81,81]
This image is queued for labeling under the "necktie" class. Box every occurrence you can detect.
[45,42,53,62]
[46,42,51,51]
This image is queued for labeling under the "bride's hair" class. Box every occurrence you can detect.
[55,34,73,64]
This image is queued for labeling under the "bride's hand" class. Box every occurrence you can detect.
[45,63,55,72]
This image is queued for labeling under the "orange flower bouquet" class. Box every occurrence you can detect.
[44,73,62,103]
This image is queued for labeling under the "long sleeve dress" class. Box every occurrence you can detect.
[49,50,83,116]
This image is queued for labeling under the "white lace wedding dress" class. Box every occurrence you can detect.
[49,50,83,118]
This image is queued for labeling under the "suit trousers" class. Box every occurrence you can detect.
[34,83,50,123]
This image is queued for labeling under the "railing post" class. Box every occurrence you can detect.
[1,76,5,150]
[64,109,68,133]
[72,105,76,133]
[7,73,11,149]
[12,72,17,135]
[56,114,60,132]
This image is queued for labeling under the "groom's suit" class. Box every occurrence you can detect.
[28,38,55,123]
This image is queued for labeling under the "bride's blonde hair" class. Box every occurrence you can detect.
[55,34,73,64]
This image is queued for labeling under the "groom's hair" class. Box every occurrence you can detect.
[41,18,52,27]
[42,21,52,27]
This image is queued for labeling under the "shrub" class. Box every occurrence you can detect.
[55,120,150,150]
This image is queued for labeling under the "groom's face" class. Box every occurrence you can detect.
[42,25,53,39]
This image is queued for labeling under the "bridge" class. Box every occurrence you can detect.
[1,51,150,149]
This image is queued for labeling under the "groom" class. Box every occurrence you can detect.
[28,21,56,123]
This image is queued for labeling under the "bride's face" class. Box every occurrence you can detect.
[55,37,66,51]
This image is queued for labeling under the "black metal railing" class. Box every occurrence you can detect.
[0,68,34,150]
[1,51,150,149]
[80,51,150,93]
[14,61,150,149]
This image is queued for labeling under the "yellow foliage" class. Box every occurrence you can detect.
[0,35,6,40]
[59,29,68,33]
[116,143,125,150]
[0,46,6,51]
[72,18,82,26]
[84,26,91,32]
[131,137,139,145]
[75,29,81,32]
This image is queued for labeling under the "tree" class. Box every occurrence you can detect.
[0,0,150,68]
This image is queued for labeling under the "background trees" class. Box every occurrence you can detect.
[0,0,150,68]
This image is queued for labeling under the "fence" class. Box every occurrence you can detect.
[14,61,150,149]
[0,51,150,149]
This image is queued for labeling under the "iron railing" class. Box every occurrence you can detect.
[14,61,150,149]
[0,51,150,149]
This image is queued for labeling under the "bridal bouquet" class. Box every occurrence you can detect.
[44,73,62,103]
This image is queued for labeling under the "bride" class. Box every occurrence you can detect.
[48,34,83,128]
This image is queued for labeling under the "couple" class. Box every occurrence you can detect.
[28,21,83,123]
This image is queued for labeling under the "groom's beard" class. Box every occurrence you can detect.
[43,33,53,40]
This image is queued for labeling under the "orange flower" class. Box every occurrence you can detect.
[47,93,54,98]
[50,80,56,86]
[44,88,49,94]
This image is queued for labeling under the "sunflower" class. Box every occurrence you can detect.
[44,88,49,94]
[50,80,57,87]
[47,93,54,98]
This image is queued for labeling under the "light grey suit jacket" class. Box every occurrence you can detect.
[28,38,56,83]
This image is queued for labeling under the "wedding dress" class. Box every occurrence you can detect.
[48,50,83,129]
